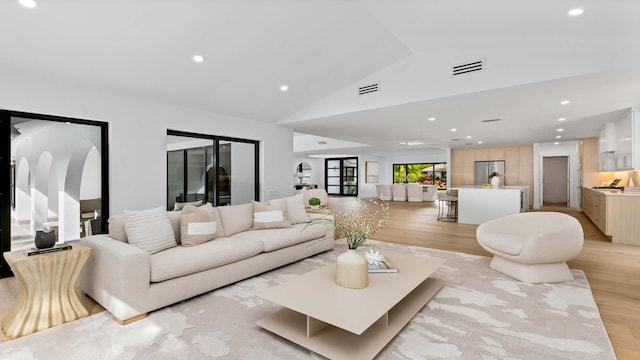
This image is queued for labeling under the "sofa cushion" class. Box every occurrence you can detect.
[180,204,223,246]
[108,215,128,242]
[173,200,203,211]
[286,194,310,224]
[233,222,327,252]
[253,200,291,230]
[167,211,182,243]
[217,203,254,236]
[481,233,526,256]
[124,207,177,254]
[150,236,264,282]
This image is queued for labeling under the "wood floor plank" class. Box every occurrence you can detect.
[370,200,640,360]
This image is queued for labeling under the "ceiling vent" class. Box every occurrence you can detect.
[452,59,485,77]
[481,118,501,123]
[358,82,380,96]
[318,140,327,145]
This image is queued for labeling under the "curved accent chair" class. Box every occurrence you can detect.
[422,185,438,202]
[406,184,424,202]
[376,184,393,201]
[476,212,584,283]
[392,183,407,201]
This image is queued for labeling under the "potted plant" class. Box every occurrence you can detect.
[308,197,321,209]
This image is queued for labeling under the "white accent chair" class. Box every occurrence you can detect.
[422,185,438,202]
[406,184,424,202]
[376,184,393,201]
[476,212,584,283]
[301,188,329,208]
[392,183,407,201]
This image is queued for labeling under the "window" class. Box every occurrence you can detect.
[393,162,447,189]
[167,130,259,209]
[325,157,358,196]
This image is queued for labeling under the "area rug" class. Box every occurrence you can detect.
[0,240,615,360]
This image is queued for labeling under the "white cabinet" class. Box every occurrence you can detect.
[598,109,638,172]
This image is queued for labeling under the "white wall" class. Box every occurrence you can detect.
[533,141,580,209]
[79,147,102,200]
[1,70,293,215]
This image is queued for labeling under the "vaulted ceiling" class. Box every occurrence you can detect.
[2,0,639,155]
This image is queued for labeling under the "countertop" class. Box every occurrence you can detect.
[583,187,640,197]
[456,185,529,191]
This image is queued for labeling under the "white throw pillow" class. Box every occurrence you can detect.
[286,194,311,224]
[124,207,177,254]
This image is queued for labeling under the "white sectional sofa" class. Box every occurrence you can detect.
[78,197,334,324]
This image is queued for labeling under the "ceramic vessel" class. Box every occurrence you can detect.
[491,176,500,187]
[34,230,56,249]
[335,249,368,289]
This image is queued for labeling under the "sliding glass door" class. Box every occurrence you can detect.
[0,110,109,278]
[166,130,259,209]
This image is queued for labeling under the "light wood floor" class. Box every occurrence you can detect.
[1,201,638,358]
[372,201,640,360]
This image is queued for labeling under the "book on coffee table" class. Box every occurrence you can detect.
[368,258,398,273]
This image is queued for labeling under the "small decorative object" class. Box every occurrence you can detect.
[308,197,321,209]
[489,172,501,187]
[365,249,398,273]
[34,230,56,249]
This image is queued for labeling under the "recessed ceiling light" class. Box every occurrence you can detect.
[556,135,562,139]
[192,55,204,63]
[554,142,560,145]
[64,121,71,125]
[400,141,424,146]
[280,85,289,92]
[19,0,37,8]
[428,117,436,121]
[568,8,584,16]
[557,128,564,132]
[560,100,570,105]
[466,135,472,139]
[477,141,483,144]
[558,118,566,122]
[451,128,457,132]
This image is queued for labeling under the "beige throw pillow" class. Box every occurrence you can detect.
[124,207,177,254]
[108,215,128,242]
[217,203,254,236]
[180,204,221,246]
[286,194,311,224]
[253,200,291,230]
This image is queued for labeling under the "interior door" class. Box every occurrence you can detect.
[543,156,569,205]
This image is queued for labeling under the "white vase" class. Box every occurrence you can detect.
[335,249,368,289]
[491,176,500,187]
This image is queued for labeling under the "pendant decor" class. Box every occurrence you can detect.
[335,249,368,289]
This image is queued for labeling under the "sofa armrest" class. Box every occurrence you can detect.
[78,235,151,322]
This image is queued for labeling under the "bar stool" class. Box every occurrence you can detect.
[437,192,458,222]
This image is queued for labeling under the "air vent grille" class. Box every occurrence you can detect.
[452,59,485,76]
[481,118,501,123]
[358,82,380,96]
[318,140,327,145]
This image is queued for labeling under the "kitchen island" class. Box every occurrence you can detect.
[456,186,529,225]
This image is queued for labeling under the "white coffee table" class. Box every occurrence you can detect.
[256,250,445,360]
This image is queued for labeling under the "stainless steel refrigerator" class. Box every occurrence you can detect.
[474,161,505,185]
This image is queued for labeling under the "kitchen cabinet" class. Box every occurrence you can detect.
[598,109,638,171]
[582,187,640,245]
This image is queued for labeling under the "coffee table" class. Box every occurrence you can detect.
[256,250,445,360]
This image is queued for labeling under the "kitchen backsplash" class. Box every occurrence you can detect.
[612,170,640,187]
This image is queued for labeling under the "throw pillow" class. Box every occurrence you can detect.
[180,204,222,246]
[173,200,203,211]
[253,200,291,230]
[123,207,177,254]
[286,194,311,224]
[108,215,128,242]
[216,203,254,236]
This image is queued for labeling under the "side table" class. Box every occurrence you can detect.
[2,243,92,338]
